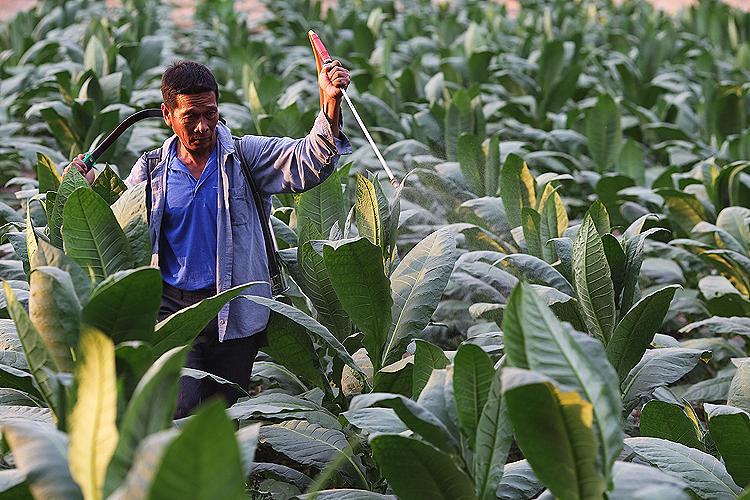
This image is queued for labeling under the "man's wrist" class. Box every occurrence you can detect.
[322,96,342,137]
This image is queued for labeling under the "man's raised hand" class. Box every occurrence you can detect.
[62,153,96,183]
[318,60,350,101]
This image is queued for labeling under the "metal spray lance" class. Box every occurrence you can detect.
[308,30,400,188]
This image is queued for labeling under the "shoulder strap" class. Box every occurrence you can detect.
[233,137,288,296]
[144,148,162,223]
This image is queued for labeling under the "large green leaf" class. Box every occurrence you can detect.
[104,347,186,496]
[323,237,392,371]
[3,422,82,499]
[296,167,345,244]
[607,285,680,381]
[585,94,622,172]
[370,434,476,500]
[502,283,623,477]
[299,240,351,341]
[412,340,449,399]
[539,188,569,262]
[340,407,408,435]
[242,295,364,377]
[538,40,565,104]
[498,254,575,296]
[683,374,734,403]
[617,139,646,186]
[619,227,666,317]
[587,200,611,236]
[625,437,742,499]
[260,420,366,487]
[115,341,156,399]
[62,188,134,283]
[3,283,59,417]
[485,135,501,197]
[573,214,616,343]
[639,400,704,451]
[373,356,413,396]
[474,363,513,500]
[36,153,61,194]
[728,360,750,414]
[84,35,108,75]
[659,189,710,237]
[0,364,40,398]
[350,392,458,453]
[48,167,90,248]
[705,404,750,488]
[453,343,494,446]
[228,392,339,429]
[495,460,542,500]
[716,207,750,252]
[521,207,543,259]
[108,429,178,500]
[32,239,92,302]
[454,197,512,242]
[610,461,691,500]
[500,154,536,229]
[386,228,457,367]
[457,132,485,195]
[622,348,711,410]
[354,174,382,246]
[502,368,606,500]
[261,311,328,389]
[152,283,260,356]
[602,234,625,301]
[417,368,461,440]
[91,166,126,205]
[149,401,246,500]
[680,316,750,338]
[530,285,586,331]
[81,267,161,343]
[29,266,81,371]
[110,183,150,268]
[236,422,261,473]
[69,327,118,500]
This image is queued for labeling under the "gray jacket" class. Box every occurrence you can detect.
[125,111,352,340]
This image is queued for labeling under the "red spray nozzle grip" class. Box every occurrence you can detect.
[308,30,331,66]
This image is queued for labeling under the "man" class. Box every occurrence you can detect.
[66,59,351,418]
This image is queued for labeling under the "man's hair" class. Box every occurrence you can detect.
[161,60,219,110]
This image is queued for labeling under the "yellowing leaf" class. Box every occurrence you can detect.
[69,327,118,500]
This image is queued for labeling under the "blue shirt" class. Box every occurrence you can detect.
[160,144,218,291]
[126,112,352,341]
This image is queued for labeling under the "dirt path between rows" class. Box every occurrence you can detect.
[2,0,749,24]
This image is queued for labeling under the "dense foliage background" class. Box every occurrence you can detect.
[1,0,750,498]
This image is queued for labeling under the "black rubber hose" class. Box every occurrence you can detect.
[82,108,163,171]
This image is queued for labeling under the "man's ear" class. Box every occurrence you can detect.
[161,102,172,127]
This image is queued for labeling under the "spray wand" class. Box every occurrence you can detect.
[80,108,163,172]
[308,30,400,188]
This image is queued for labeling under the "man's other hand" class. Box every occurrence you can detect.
[62,154,96,184]
[319,60,350,101]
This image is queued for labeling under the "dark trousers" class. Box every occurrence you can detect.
[159,282,266,419]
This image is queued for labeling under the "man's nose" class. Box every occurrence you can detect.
[195,119,208,134]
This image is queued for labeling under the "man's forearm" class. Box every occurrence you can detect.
[322,96,342,137]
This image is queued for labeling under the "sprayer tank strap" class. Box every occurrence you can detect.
[144,148,162,222]
[232,137,285,292]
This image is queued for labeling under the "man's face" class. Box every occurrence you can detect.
[162,91,219,155]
